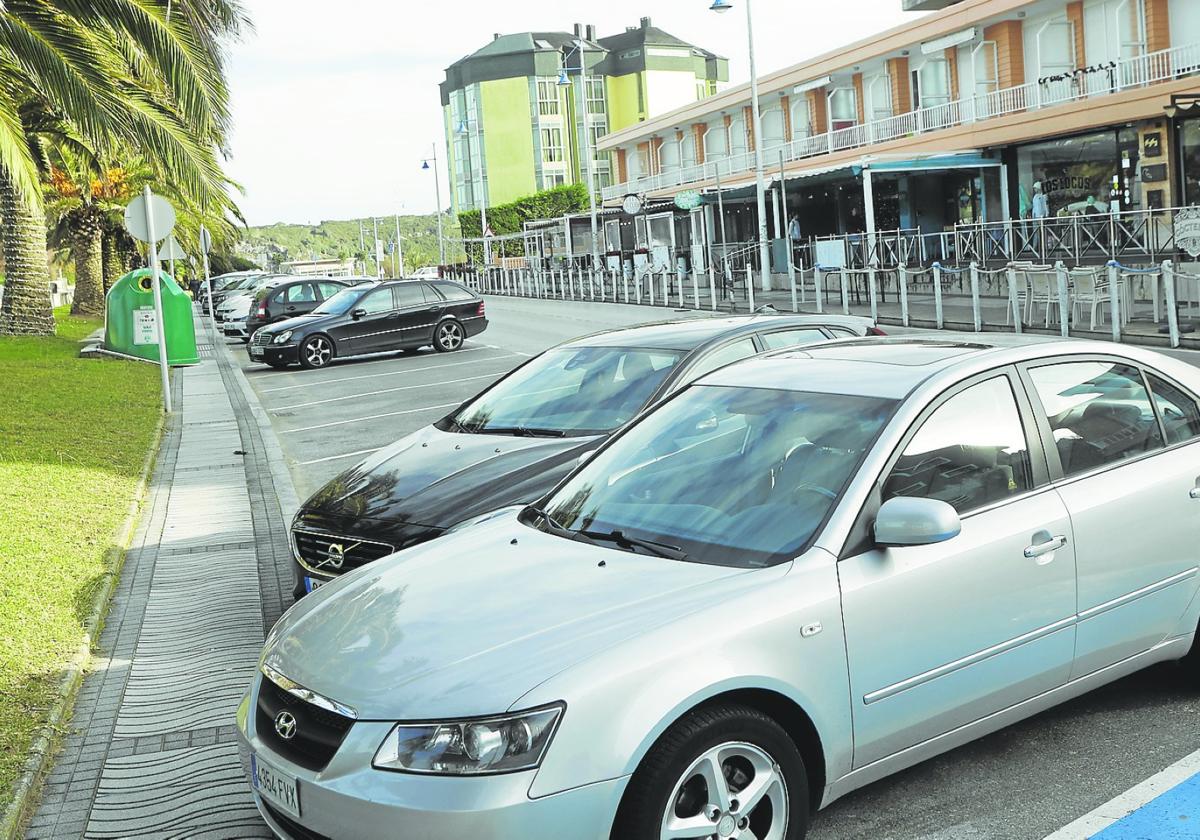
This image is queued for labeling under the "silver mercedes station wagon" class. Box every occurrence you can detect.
[238,337,1200,840]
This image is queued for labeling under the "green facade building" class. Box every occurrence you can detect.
[440,17,727,215]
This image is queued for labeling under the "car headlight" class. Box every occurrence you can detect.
[372,704,563,775]
[444,505,523,534]
[273,330,293,345]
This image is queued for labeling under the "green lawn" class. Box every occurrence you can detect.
[0,307,162,808]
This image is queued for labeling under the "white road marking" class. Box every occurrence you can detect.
[297,447,382,466]
[1043,747,1200,839]
[282,403,461,433]
[259,349,517,393]
[272,372,505,412]
[483,343,534,358]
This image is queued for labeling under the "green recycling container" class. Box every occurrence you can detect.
[104,268,199,366]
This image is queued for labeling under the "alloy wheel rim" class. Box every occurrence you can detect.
[439,323,463,349]
[305,337,331,367]
[660,741,787,840]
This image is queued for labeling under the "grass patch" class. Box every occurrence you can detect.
[0,307,161,807]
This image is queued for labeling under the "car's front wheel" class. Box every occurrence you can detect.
[299,335,334,369]
[434,319,464,352]
[613,703,808,840]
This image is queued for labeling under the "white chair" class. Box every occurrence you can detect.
[1070,267,1112,331]
[1021,265,1058,326]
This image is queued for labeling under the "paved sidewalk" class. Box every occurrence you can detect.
[24,316,292,839]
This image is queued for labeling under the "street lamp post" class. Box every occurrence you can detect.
[712,0,772,295]
[457,117,490,268]
[558,39,602,278]
[421,145,447,267]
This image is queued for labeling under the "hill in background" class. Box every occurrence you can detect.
[241,212,464,274]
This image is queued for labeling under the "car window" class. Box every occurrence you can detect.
[317,282,344,299]
[1146,373,1200,445]
[358,287,395,315]
[538,385,897,568]
[760,328,828,351]
[884,376,1033,514]
[684,338,758,383]
[394,283,427,308]
[285,283,317,303]
[827,326,856,337]
[1028,361,1164,477]
[432,281,475,301]
[450,346,683,435]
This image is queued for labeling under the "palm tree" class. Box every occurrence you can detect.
[0,0,247,335]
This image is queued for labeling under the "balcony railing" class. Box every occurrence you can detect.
[603,40,1200,201]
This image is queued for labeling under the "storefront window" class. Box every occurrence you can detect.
[1015,129,1138,219]
[1180,118,1200,207]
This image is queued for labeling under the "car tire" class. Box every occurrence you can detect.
[299,335,334,369]
[434,319,464,353]
[611,703,809,840]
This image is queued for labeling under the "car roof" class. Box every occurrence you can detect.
[563,314,874,352]
[698,334,1113,400]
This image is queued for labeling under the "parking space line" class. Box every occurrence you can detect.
[1044,748,1200,839]
[271,372,505,412]
[259,350,520,393]
[282,403,460,434]
[483,343,533,358]
[297,447,382,466]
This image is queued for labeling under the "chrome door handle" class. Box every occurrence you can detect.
[1024,535,1067,559]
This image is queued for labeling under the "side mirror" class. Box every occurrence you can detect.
[351,308,367,320]
[874,496,961,548]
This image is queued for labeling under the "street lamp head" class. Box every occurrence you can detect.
[710,0,733,12]
[556,67,571,87]
[421,160,430,170]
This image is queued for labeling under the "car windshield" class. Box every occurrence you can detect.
[446,346,684,436]
[534,385,896,567]
[312,286,366,316]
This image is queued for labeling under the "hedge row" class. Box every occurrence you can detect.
[458,183,589,259]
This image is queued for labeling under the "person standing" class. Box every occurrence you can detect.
[788,214,805,268]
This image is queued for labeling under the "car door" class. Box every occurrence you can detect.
[1021,358,1200,679]
[331,286,396,354]
[838,371,1076,768]
[277,282,319,320]
[389,282,432,349]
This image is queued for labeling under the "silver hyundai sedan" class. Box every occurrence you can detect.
[238,337,1200,840]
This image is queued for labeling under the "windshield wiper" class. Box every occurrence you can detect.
[478,426,566,438]
[525,505,576,538]
[576,529,688,561]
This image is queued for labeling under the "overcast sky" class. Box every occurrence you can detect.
[224,0,925,226]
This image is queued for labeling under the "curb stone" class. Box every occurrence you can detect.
[0,411,167,840]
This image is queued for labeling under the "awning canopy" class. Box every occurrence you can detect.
[867,152,1000,172]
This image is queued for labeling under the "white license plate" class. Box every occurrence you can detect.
[304,577,325,594]
[250,347,264,359]
[251,753,301,819]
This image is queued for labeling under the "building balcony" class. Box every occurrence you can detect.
[601,41,1200,203]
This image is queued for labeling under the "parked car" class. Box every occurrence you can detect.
[215,276,296,324]
[246,277,349,337]
[288,314,881,597]
[248,279,485,370]
[241,336,1200,840]
[410,266,440,280]
[205,273,265,314]
[222,317,250,341]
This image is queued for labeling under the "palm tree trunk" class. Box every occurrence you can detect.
[102,229,124,293]
[70,208,105,316]
[0,170,55,336]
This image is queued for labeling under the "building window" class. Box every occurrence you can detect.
[544,171,567,188]
[537,79,560,116]
[1180,117,1200,207]
[829,88,857,130]
[585,77,606,115]
[1015,128,1140,219]
[588,120,608,150]
[541,127,564,162]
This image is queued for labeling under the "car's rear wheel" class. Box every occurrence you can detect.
[612,703,808,840]
[434,320,464,352]
[299,335,333,369]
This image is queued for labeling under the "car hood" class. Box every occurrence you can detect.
[301,425,596,530]
[261,311,339,334]
[263,514,775,719]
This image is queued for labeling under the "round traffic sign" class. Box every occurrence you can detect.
[124,193,176,244]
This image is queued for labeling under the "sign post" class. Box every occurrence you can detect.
[124,187,177,413]
[199,225,215,337]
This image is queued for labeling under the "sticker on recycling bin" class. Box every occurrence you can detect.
[133,308,158,345]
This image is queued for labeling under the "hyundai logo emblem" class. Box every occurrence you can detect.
[274,711,298,740]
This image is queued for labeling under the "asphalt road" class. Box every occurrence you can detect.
[230,295,1200,840]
